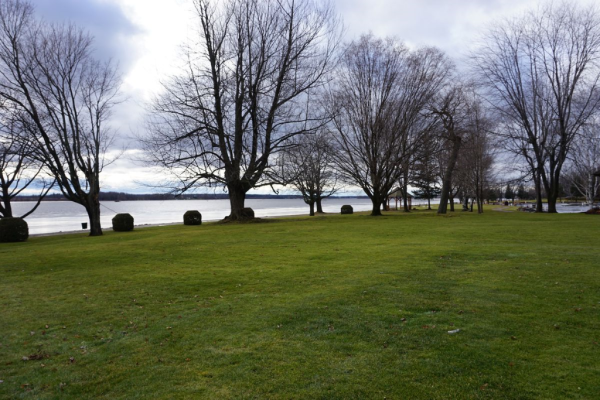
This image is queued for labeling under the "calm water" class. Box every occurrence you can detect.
[12,198,375,235]
[11,198,589,235]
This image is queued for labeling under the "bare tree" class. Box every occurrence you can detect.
[142,0,340,220]
[332,35,450,216]
[411,134,441,211]
[396,48,452,212]
[0,0,121,235]
[436,131,463,212]
[432,84,469,214]
[331,35,406,216]
[0,109,53,218]
[460,99,496,213]
[473,2,600,213]
[565,120,600,205]
[282,131,339,216]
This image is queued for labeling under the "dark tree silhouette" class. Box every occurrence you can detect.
[0,0,121,235]
[282,132,339,216]
[143,0,341,220]
[0,110,53,218]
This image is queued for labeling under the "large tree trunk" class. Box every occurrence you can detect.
[449,197,455,212]
[438,137,461,214]
[309,201,315,216]
[547,191,558,213]
[227,182,249,220]
[370,193,383,216]
[86,193,103,236]
[427,197,431,210]
[316,197,324,213]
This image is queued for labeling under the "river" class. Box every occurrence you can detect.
[11,198,375,235]
[9,198,590,235]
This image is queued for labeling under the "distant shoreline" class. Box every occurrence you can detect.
[29,211,342,237]
[14,193,370,202]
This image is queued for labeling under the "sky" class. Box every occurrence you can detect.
[27,0,596,194]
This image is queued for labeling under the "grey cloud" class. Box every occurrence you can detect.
[30,0,142,71]
[30,0,145,145]
[332,0,536,61]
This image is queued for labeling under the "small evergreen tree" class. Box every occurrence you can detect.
[504,183,515,201]
[412,175,441,210]
[517,184,529,200]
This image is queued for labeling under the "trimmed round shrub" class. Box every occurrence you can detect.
[341,205,353,215]
[112,213,134,232]
[241,207,255,219]
[0,217,29,242]
[183,210,202,225]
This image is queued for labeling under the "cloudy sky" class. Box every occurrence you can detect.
[28,0,595,194]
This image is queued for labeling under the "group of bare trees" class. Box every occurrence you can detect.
[142,0,533,218]
[0,0,120,234]
[563,119,600,205]
[474,2,600,212]
[1,0,599,233]
[330,36,453,215]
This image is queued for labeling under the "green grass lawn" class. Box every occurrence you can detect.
[1,209,599,399]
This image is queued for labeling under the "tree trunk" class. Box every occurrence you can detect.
[545,172,559,213]
[227,182,249,220]
[1,185,13,217]
[588,174,596,206]
[427,198,431,210]
[371,194,383,216]
[450,197,455,212]
[438,137,461,214]
[309,201,315,216]
[402,172,410,212]
[547,191,558,213]
[534,173,544,213]
[316,197,324,213]
[463,197,469,211]
[86,193,103,236]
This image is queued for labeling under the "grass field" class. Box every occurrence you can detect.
[1,209,599,399]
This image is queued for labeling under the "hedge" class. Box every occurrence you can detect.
[341,205,353,215]
[183,210,202,225]
[0,217,29,242]
[112,213,134,232]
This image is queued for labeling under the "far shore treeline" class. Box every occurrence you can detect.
[11,192,368,202]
